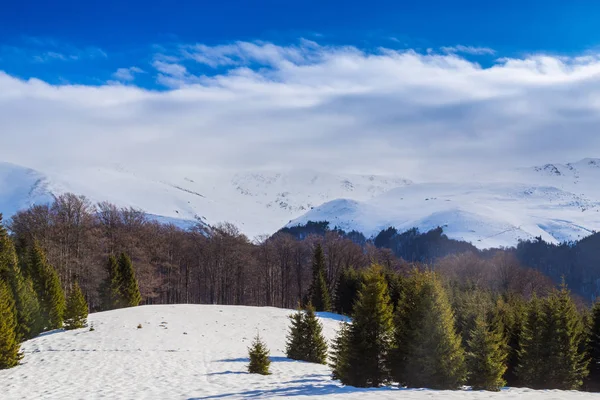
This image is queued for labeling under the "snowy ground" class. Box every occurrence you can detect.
[0,305,595,399]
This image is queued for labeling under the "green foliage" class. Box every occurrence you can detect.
[493,295,525,387]
[393,269,467,390]
[0,280,22,369]
[118,253,141,307]
[99,255,122,310]
[518,285,588,390]
[248,333,271,375]
[330,320,350,381]
[333,265,394,387]
[586,299,600,391]
[334,267,362,315]
[0,218,42,340]
[27,243,65,330]
[466,315,508,391]
[285,303,328,364]
[64,283,88,330]
[309,245,330,312]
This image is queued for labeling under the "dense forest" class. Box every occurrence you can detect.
[1,193,570,311]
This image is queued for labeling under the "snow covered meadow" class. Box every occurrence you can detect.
[0,304,595,399]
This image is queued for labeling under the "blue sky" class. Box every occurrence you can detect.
[2,1,600,179]
[1,0,600,87]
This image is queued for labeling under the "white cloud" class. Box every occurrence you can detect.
[1,41,600,182]
[441,45,496,55]
[112,66,145,82]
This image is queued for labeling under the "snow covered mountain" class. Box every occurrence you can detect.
[4,158,600,249]
[0,161,410,236]
[288,159,600,249]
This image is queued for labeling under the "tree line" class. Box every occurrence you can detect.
[250,248,600,391]
[0,212,142,369]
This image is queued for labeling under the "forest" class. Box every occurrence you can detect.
[2,192,600,391]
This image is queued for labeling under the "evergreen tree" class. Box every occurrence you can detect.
[286,304,328,364]
[330,320,350,381]
[0,280,22,369]
[586,299,600,391]
[308,244,330,312]
[392,270,467,389]
[517,295,547,389]
[248,333,271,375]
[466,315,508,391]
[519,286,588,390]
[334,267,362,315]
[118,253,141,307]
[285,308,306,361]
[334,265,394,387]
[493,294,525,387]
[27,244,65,330]
[544,284,588,390]
[64,283,88,330]
[0,216,41,340]
[99,255,122,310]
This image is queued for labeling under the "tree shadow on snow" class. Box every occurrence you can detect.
[315,312,350,322]
[189,382,377,399]
[216,356,299,363]
[206,371,247,376]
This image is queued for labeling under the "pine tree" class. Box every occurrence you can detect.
[493,294,525,387]
[0,217,42,340]
[0,280,22,369]
[44,263,65,330]
[309,245,330,312]
[392,270,467,390]
[330,320,350,381]
[285,308,306,361]
[466,315,508,391]
[64,283,88,330]
[586,299,600,391]
[544,284,588,390]
[517,295,547,389]
[118,253,141,307]
[519,285,588,390]
[334,265,394,387]
[27,244,65,331]
[286,303,328,364]
[334,267,362,315]
[248,333,271,375]
[99,255,122,310]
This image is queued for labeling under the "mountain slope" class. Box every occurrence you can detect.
[0,305,592,399]
[0,162,410,237]
[288,160,600,249]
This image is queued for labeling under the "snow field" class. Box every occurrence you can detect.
[0,305,597,399]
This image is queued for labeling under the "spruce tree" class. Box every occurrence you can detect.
[493,294,525,387]
[330,320,350,381]
[64,283,88,330]
[392,270,467,389]
[286,304,328,364]
[99,255,122,310]
[466,315,508,391]
[334,265,394,387]
[544,284,588,390]
[27,244,65,330]
[586,299,600,391]
[308,244,330,312]
[0,217,42,340]
[248,333,271,375]
[286,308,306,361]
[118,253,141,307]
[334,267,362,315]
[517,295,546,389]
[0,280,22,369]
[44,263,65,330]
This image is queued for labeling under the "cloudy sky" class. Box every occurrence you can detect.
[1,1,600,181]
